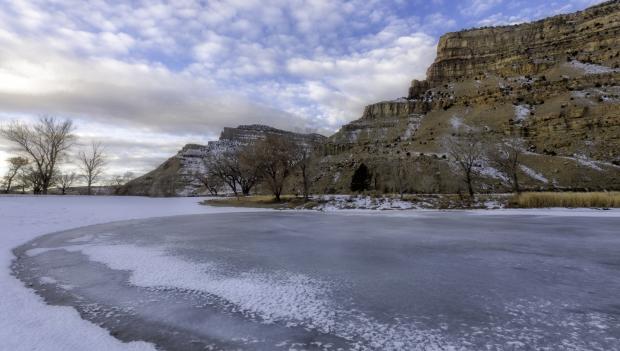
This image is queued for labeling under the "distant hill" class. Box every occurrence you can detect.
[120,125,326,197]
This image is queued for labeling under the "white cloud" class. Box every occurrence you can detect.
[424,13,457,32]
[460,0,504,16]
[476,0,608,27]
[281,32,437,127]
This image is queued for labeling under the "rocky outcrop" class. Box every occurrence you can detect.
[415,0,620,93]
[316,1,620,194]
[219,124,326,146]
[122,125,326,197]
[119,144,210,197]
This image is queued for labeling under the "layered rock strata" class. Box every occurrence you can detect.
[316,1,620,194]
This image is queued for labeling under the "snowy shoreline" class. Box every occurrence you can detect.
[0,196,265,351]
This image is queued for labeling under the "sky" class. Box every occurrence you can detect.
[0,0,606,177]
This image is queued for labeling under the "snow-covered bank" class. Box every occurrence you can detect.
[0,195,263,351]
[297,194,508,211]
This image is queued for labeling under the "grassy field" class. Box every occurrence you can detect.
[203,195,316,209]
[509,192,620,208]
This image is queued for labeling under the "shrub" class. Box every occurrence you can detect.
[510,192,620,208]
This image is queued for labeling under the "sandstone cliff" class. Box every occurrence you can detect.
[416,0,620,91]
[316,1,620,194]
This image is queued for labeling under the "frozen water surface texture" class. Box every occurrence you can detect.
[12,211,620,351]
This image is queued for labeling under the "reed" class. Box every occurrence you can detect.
[510,192,620,208]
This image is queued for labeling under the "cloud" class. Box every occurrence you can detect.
[475,0,608,27]
[460,0,504,17]
[423,13,458,32]
[0,37,298,135]
[281,32,437,127]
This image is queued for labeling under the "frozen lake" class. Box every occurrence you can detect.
[13,211,620,350]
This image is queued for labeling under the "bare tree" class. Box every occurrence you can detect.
[488,137,524,193]
[444,132,484,198]
[237,146,261,196]
[206,152,241,197]
[205,147,260,198]
[18,166,43,194]
[78,142,106,195]
[296,147,313,201]
[57,172,78,195]
[1,117,75,194]
[194,168,224,196]
[254,135,297,202]
[393,157,408,199]
[3,156,29,193]
[109,171,134,194]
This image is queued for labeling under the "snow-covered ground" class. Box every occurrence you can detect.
[313,195,419,211]
[0,195,264,351]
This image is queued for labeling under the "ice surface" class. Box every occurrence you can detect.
[0,195,264,351]
[3,196,620,350]
[15,211,620,350]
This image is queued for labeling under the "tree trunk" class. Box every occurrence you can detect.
[302,168,309,202]
[512,172,520,194]
[466,173,474,198]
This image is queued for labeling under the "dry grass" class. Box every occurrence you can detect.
[510,192,620,208]
[202,195,314,209]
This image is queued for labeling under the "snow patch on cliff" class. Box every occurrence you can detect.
[520,165,548,183]
[514,105,531,122]
[450,116,464,130]
[568,61,620,75]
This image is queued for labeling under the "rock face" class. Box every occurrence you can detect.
[119,144,210,197]
[419,0,620,91]
[121,125,326,197]
[219,124,326,146]
[316,1,620,194]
